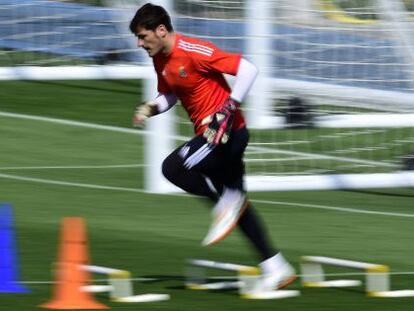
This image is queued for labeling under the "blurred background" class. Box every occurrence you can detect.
[2,0,414,188]
[0,1,414,310]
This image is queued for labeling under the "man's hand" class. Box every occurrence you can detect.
[203,98,240,145]
[133,101,158,128]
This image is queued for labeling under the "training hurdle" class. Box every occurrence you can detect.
[300,256,414,297]
[82,265,170,303]
[186,259,300,299]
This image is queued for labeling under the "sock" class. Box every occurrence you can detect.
[237,203,278,261]
[260,252,290,275]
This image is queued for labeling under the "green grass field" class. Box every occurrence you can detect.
[1,80,414,310]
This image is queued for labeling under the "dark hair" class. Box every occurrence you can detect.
[129,3,173,34]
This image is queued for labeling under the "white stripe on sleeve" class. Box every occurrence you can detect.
[177,39,214,57]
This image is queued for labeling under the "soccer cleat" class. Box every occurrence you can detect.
[202,190,248,247]
[259,253,298,291]
[260,267,297,291]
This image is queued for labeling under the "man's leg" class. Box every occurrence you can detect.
[161,130,276,260]
[162,133,296,289]
[204,129,297,289]
[162,134,256,247]
[207,170,279,261]
[162,136,219,201]
[237,204,277,260]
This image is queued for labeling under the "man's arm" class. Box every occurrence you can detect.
[229,58,259,103]
[133,93,177,127]
[203,58,258,144]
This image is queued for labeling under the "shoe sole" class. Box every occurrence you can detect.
[277,275,298,289]
[204,199,249,247]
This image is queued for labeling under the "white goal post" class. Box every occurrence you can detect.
[1,0,414,192]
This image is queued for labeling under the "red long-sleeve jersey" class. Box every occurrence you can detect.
[153,33,246,135]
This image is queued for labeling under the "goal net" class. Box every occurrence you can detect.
[1,0,414,191]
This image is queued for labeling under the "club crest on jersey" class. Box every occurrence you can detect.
[178,66,187,78]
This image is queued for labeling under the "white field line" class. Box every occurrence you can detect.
[0,164,147,170]
[21,277,158,285]
[0,111,188,141]
[0,111,393,166]
[19,271,414,285]
[1,111,413,217]
[0,111,141,134]
[253,199,414,218]
[0,173,147,194]
[208,272,414,279]
[246,145,398,168]
[0,172,413,219]
[245,157,322,163]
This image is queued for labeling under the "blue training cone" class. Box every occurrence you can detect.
[0,203,30,293]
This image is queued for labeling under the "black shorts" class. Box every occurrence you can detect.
[162,127,249,193]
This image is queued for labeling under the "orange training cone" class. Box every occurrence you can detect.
[40,217,108,309]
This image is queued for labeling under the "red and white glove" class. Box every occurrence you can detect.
[203,98,240,145]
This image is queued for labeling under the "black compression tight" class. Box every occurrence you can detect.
[161,128,278,261]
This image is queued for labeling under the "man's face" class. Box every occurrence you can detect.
[135,25,166,57]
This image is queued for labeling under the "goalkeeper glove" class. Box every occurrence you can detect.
[203,98,240,145]
[133,101,158,128]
